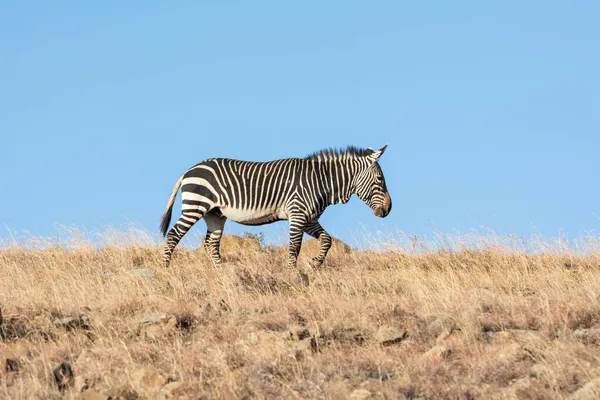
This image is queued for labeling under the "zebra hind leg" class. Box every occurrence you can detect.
[203,211,227,266]
[304,221,332,268]
[163,212,204,267]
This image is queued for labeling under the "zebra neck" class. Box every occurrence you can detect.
[318,160,354,206]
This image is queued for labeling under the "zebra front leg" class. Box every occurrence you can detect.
[304,220,332,268]
[204,211,227,266]
[287,216,307,268]
[163,211,204,267]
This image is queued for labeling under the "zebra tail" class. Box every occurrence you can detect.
[160,174,184,237]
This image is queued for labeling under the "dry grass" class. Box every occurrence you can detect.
[2,228,600,399]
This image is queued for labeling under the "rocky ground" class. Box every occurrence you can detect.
[2,234,600,399]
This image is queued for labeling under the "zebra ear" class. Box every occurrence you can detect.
[368,144,388,163]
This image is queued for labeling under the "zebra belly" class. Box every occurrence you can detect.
[218,206,286,226]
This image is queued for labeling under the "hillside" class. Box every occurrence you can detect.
[1,232,600,399]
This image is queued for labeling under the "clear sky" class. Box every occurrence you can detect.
[1,1,599,248]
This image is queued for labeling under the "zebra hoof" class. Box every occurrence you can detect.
[309,258,324,269]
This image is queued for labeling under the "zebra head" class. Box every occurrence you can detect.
[354,145,392,218]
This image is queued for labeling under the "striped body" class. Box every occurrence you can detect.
[160,146,392,268]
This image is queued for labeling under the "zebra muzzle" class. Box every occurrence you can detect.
[374,207,387,218]
[374,193,392,218]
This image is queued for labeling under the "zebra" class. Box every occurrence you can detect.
[160,145,392,268]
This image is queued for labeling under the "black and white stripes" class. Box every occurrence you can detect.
[160,145,392,268]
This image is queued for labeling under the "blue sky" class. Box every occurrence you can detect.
[1,1,599,248]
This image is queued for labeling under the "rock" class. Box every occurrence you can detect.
[158,381,187,399]
[309,327,365,349]
[419,345,451,364]
[504,377,534,398]
[499,343,524,362]
[53,362,74,392]
[574,328,600,344]
[310,336,326,353]
[220,235,263,252]
[529,363,554,381]
[53,315,91,331]
[5,358,19,373]
[569,377,600,400]
[488,342,525,363]
[376,326,408,346]
[575,328,592,340]
[138,314,177,340]
[132,366,166,390]
[425,314,461,337]
[291,340,313,360]
[291,378,321,397]
[290,327,311,341]
[76,349,92,365]
[324,380,351,398]
[140,314,170,325]
[247,332,259,343]
[483,329,545,361]
[142,325,164,340]
[435,329,467,349]
[298,270,310,286]
[485,329,545,347]
[76,390,111,400]
[218,299,232,312]
[0,313,31,340]
[127,268,156,278]
[553,327,567,339]
[2,371,17,387]
[211,235,264,262]
[303,237,352,257]
[73,375,89,392]
[484,331,515,345]
[509,329,545,345]
[349,388,373,400]
[331,327,366,345]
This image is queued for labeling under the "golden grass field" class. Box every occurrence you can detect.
[2,228,600,399]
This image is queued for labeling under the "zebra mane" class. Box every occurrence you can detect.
[304,146,375,161]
